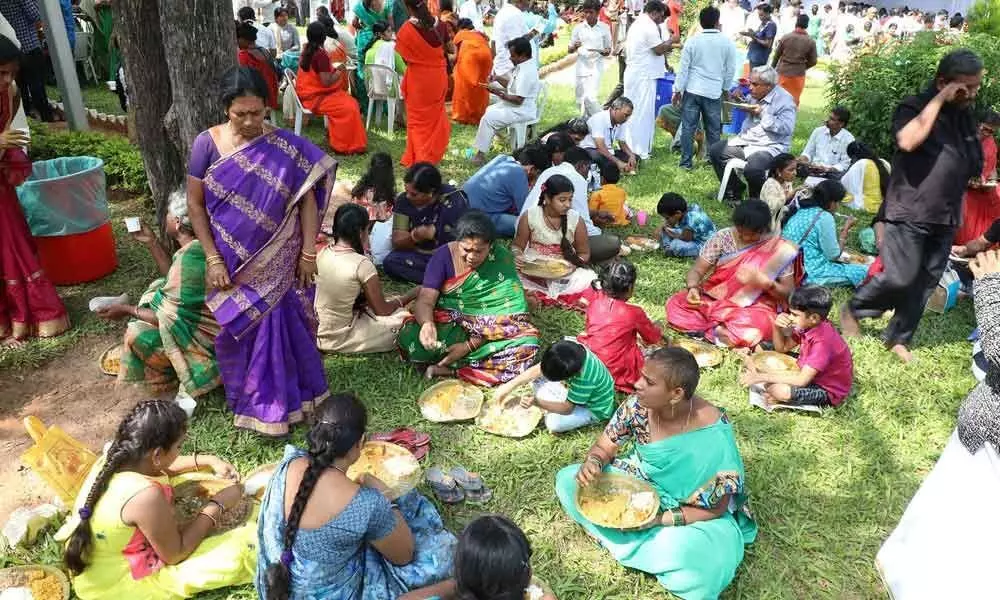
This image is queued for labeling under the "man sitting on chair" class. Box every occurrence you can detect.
[708,65,797,203]
[470,38,540,166]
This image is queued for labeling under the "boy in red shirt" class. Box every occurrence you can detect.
[741,285,853,408]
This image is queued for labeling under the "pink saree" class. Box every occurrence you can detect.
[666,236,799,348]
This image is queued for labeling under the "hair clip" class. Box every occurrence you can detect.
[78,507,92,521]
[281,550,294,566]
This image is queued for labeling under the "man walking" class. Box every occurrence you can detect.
[569,0,612,117]
[492,0,538,79]
[671,6,736,170]
[841,50,985,362]
[771,13,816,105]
[622,0,674,160]
[0,0,52,121]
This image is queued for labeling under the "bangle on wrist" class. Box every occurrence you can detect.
[206,498,225,512]
[585,453,604,468]
[198,511,219,529]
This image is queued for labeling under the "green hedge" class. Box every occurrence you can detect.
[827,33,1000,157]
[29,123,148,193]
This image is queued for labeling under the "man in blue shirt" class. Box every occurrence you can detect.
[671,5,736,170]
[742,3,776,68]
[462,144,550,237]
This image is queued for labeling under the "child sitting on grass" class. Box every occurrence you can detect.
[656,192,716,258]
[588,161,630,227]
[494,339,616,433]
[578,260,664,392]
[740,285,853,410]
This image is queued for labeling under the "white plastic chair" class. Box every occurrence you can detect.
[508,81,549,151]
[363,63,403,136]
[716,158,747,202]
[73,24,97,84]
[284,68,328,136]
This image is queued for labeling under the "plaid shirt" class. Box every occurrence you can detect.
[0,0,40,52]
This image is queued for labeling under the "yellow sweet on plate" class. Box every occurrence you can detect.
[751,351,799,374]
[345,441,421,500]
[476,387,543,438]
[418,380,485,422]
[521,256,574,279]
[576,473,660,529]
[672,338,724,368]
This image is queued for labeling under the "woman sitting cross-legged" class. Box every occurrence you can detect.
[555,347,758,600]
[96,192,220,398]
[665,201,798,349]
[256,392,456,599]
[383,162,469,284]
[512,174,598,310]
[295,21,368,155]
[63,400,256,600]
[315,203,418,354]
[781,180,866,288]
[397,210,541,385]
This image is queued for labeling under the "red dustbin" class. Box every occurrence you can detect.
[16,157,118,285]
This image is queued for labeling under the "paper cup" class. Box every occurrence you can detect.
[636,211,648,227]
[175,393,197,419]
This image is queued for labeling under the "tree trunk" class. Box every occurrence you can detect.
[114,0,237,229]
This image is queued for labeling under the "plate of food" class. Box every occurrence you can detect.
[172,476,254,534]
[418,379,486,422]
[576,472,660,530]
[838,251,875,266]
[476,386,544,438]
[99,343,123,376]
[0,565,71,600]
[520,256,574,280]
[672,337,724,368]
[749,351,799,374]
[242,462,278,501]
[345,441,422,500]
[624,235,659,252]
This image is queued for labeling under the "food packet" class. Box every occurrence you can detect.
[20,416,98,505]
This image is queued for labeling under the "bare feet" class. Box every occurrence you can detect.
[890,344,914,363]
[424,365,454,379]
[839,303,860,337]
[1,336,26,348]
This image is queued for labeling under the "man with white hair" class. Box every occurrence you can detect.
[622,0,675,160]
[708,65,797,202]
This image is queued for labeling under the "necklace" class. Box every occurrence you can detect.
[543,212,561,231]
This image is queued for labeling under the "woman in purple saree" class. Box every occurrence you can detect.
[187,67,338,436]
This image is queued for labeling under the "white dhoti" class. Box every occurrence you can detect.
[877,431,1000,600]
[474,104,532,152]
[622,70,656,159]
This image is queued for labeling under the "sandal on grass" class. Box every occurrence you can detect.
[425,467,465,504]
[450,466,492,504]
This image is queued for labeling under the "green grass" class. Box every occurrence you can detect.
[4,71,977,600]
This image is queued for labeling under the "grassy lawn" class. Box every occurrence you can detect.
[4,68,976,599]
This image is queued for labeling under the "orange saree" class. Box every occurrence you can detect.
[451,30,492,124]
[396,20,451,166]
[295,51,367,155]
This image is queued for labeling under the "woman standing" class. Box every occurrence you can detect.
[396,0,453,166]
[354,0,395,102]
[781,180,866,288]
[451,18,492,124]
[187,66,336,437]
[0,37,69,344]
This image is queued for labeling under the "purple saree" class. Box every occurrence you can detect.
[201,127,337,436]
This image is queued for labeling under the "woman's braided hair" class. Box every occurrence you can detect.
[63,400,188,575]
[265,393,367,600]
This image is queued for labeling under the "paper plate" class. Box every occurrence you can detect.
[98,343,123,376]
[418,379,485,422]
[750,351,800,374]
[0,565,71,600]
[345,441,422,501]
[624,235,659,251]
[242,462,279,500]
[838,251,875,265]
[173,476,253,533]
[672,337,724,368]
[576,472,660,530]
[520,256,574,279]
[476,386,544,438]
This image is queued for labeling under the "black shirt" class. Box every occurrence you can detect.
[985,218,1000,244]
[884,85,983,227]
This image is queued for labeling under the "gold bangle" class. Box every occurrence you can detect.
[300,250,317,258]
[197,510,218,529]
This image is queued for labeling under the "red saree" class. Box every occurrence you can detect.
[665,236,798,348]
[451,30,492,124]
[396,20,451,166]
[955,136,1000,245]
[238,48,279,109]
[0,86,69,340]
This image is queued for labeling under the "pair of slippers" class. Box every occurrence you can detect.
[369,428,431,461]
[426,466,492,504]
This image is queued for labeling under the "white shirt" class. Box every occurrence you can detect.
[255,23,277,51]
[571,21,612,77]
[493,3,528,75]
[624,13,665,80]
[800,125,855,172]
[506,60,540,118]
[520,163,601,236]
[719,3,746,39]
[254,0,282,21]
[580,110,625,150]
[673,29,736,100]
[0,13,18,49]
[458,0,485,31]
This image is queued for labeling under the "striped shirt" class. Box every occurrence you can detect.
[566,343,616,420]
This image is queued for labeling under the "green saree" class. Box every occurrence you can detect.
[397,244,539,386]
[555,398,757,600]
[119,240,221,396]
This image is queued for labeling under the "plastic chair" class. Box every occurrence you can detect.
[716,158,747,202]
[363,63,403,136]
[284,68,328,135]
[73,26,97,84]
[508,80,549,151]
